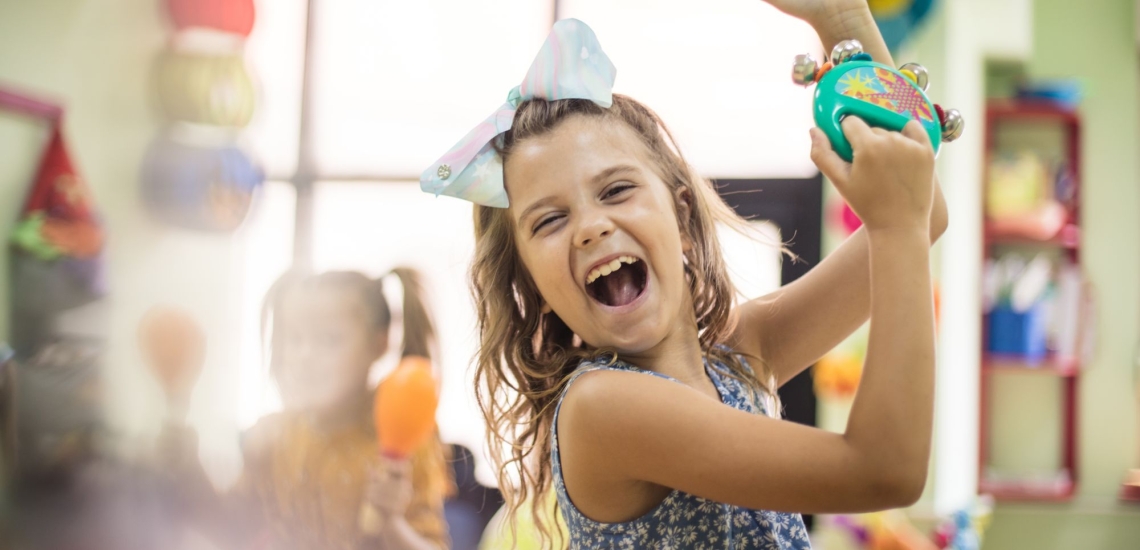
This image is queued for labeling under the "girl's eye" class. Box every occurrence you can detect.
[603,183,634,200]
[533,214,563,235]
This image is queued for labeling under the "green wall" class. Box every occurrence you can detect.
[0,0,164,343]
[0,0,246,455]
[982,0,1140,547]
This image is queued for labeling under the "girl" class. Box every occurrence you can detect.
[422,2,947,549]
[161,269,451,550]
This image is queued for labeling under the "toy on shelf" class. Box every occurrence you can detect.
[829,511,937,550]
[792,39,963,162]
[825,496,993,550]
[1126,354,1140,502]
[931,496,994,550]
[1122,468,1140,502]
[815,348,864,401]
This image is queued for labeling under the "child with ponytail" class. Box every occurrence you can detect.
[422,2,947,547]
[161,268,451,550]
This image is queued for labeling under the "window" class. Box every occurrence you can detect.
[559,0,822,178]
[239,0,818,486]
[311,182,482,459]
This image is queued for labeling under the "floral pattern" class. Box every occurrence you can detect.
[552,356,812,549]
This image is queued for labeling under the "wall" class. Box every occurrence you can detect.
[0,0,247,482]
[982,0,1140,547]
[823,0,1140,546]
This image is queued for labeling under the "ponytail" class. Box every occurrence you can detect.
[386,267,437,361]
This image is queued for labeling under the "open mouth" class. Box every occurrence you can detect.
[585,256,648,308]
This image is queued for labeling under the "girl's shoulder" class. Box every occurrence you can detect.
[239,411,297,462]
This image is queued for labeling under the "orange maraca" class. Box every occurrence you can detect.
[374,355,438,458]
[360,355,438,534]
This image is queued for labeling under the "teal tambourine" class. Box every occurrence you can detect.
[793,40,963,162]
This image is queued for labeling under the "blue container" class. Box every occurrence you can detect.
[987,302,1048,360]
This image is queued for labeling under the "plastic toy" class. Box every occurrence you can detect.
[793,39,963,162]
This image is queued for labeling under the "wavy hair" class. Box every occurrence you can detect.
[471,94,779,547]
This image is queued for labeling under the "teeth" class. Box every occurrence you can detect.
[586,256,640,284]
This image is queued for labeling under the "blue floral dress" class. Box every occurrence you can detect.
[552,355,813,549]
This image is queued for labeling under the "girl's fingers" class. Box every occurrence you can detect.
[840,116,875,151]
[901,120,933,147]
[809,128,851,189]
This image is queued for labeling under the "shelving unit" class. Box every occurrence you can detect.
[978,100,1082,502]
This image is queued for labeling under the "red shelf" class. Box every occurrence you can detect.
[980,100,1082,503]
[1120,471,1140,503]
[984,223,1080,249]
[983,353,1079,376]
[981,476,1075,502]
[986,100,1080,124]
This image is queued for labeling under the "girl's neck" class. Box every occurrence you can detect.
[621,299,711,393]
[306,389,371,433]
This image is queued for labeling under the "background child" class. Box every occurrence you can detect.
[422,3,947,548]
[161,268,451,550]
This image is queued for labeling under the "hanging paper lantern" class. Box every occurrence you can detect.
[166,0,256,37]
[156,49,256,127]
[141,133,264,232]
[869,0,937,52]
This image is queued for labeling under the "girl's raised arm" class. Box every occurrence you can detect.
[559,117,936,517]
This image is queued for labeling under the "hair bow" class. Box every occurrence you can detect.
[419,19,616,208]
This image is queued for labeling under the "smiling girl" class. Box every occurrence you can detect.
[423,2,947,548]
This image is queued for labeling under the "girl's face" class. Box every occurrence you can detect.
[506,115,693,354]
[276,286,386,411]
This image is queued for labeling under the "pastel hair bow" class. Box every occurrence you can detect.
[419,19,617,208]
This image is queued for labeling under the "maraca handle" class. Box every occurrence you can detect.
[359,502,386,536]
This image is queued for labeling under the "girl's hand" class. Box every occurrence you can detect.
[761,0,873,34]
[365,458,414,518]
[810,118,935,235]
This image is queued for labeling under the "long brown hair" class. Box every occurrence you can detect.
[261,267,437,378]
[471,94,778,547]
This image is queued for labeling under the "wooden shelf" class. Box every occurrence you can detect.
[980,100,1082,503]
[986,100,1080,123]
[981,475,1075,502]
[1120,471,1140,503]
[985,223,1080,249]
[983,353,1079,376]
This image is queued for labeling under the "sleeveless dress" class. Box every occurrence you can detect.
[552,355,813,549]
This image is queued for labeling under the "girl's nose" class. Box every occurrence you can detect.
[573,210,615,249]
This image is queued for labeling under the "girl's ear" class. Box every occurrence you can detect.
[675,186,694,254]
[541,302,552,314]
